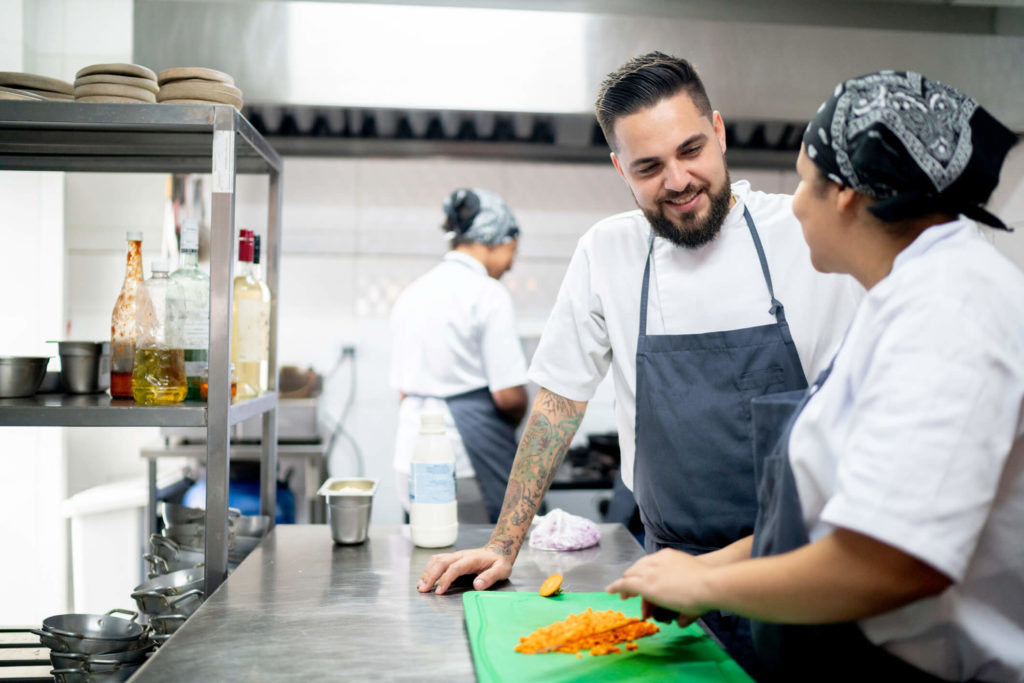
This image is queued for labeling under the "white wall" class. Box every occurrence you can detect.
[0,0,133,625]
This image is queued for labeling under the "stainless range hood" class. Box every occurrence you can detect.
[134,0,1024,164]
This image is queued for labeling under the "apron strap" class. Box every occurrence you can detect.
[742,206,783,319]
[639,205,800,345]
[639,231,656,338]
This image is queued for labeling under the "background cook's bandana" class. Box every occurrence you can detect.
[443,188,520,245]
[803,70,1018,229]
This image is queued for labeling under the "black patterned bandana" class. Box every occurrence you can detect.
[443,188,520,246]
[803,71,1018,229]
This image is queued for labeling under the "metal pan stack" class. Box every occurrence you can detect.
[31,609,154,682]
[130,567,205,647]
[73,63,159,103]
[144,502,269,579]
[0,72,73,100]
[156,67,243,110]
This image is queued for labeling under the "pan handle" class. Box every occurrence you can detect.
[168,588,203,607]
[150,533,181,555]
[104,608,139,623]
[143,553,170,576]
[29,627,67,647]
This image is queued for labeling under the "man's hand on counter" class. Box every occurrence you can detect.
[418,547,513,594]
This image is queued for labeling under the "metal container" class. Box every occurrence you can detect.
[229,514,270,537]
[318,478,377,545]
[32,609,146,655]
[159,501,241,527]
[0,356,49,398]
[55,341,111,394]
[131,567,205,617]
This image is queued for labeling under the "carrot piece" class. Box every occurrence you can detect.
[538,573,563,597]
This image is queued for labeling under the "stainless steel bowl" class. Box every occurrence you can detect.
[54,341,110,394]
[0,356,50,398]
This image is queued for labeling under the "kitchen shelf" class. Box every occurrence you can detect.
[0,100,283,598]
[0,101,280,174]
[0,392,278,428]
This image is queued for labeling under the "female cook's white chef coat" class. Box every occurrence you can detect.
[528,180,863,489]
[389,251,528,483]
[788,218,1024,681]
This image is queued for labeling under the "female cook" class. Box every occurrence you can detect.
[390,188,529,524]
[607,71,1023,681]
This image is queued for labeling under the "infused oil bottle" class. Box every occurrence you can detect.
[132,261,188,405]
[110,231,143,398]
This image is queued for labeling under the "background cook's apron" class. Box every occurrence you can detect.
[447,388,518,523]
[633,206,808,676]
[749,365,955,682]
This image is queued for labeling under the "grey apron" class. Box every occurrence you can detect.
[634,206,808,554]
[447,387,518,523]
[749,365,953,682]
[633,207,808,677]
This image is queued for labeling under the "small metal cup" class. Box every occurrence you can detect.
[318,478,377,544]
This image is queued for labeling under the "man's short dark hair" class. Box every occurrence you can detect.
[595,52,713,150]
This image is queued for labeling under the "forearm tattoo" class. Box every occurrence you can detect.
[486,388,584,559]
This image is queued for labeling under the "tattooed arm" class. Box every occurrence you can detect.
[417,387,587,594]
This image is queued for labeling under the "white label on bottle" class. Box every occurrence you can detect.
[410,463,456,504]
[183,321,208,347]
[236,299,266,361]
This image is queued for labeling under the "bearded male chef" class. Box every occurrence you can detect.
[418,51,862,676]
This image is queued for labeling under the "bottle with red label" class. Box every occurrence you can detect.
[110,231,143,398]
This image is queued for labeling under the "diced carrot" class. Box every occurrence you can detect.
[538,573,563,597]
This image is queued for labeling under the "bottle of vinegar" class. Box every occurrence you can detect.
[409,411,458,548]
[110,231,143,399]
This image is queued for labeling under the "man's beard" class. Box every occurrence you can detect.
[641,173,733,249]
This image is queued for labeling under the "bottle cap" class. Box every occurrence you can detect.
[151,260,169,273]
[419,411,446,433]
[126,231,143,241]
[237,229,254,262]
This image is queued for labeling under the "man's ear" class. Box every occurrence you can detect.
[611,152,627,182]
[713,111,727,154]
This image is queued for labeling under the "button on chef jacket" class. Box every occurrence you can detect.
[528,180,863,490]
[788,218,1024,681]
[390,250,528,478]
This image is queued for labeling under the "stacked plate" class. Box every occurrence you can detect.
[74,63,158,103]
[156,67,243,110]
[0,72,73,100]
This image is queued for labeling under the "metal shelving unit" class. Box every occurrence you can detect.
[0,101,283,597]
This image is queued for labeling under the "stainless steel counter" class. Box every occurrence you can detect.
[130,524,645,681]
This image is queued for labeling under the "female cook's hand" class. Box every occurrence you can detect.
[606,548,715,620]
[418,547,513,595]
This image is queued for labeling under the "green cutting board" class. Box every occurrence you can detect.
[463,592,754,683]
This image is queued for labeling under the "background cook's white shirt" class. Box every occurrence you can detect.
[390,251,528,479]
[789,219,1024,681]
[528,180,862,489]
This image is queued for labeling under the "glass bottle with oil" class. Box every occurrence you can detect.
[110,231,143,398]
[132,261,188,405]
[231,229,271,400]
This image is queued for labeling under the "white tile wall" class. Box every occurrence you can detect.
[0,0,23,69]
[0,171,67,624]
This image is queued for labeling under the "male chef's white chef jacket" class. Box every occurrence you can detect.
[390,251,528,483]
[528,180,862,489]
[789,218,1024,681]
